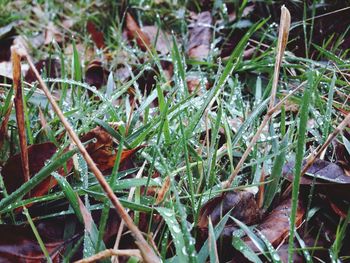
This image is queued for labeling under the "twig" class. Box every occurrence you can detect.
[74,249,142,263]
[112,161,147,263]
[16,44,160,263]
[222,6,291,189]
[283,111,350,196]
[11,45,30,184]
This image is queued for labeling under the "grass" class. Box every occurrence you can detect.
[0,0,350,262]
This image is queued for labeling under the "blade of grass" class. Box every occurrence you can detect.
[288,72,312,263]
[186,18,267,138]
[23,207,53,263]
[197,210,231,263]
[232,235,263,263]
[263,132,289,209]
[208,218,219,263]
[52,173,108,259]
[156,207,187,262]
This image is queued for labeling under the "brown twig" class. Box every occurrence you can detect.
[74,249,142,263]
[11,45,30,184]
[112,161,146,263]
[16,45,160,263]
[283,111,350,197]
[222,6,291,189]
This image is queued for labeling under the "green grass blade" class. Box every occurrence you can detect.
[23,207,52,263]
[288,72,313,262]
[197,210,231,263]
[232,235,263,263]
[263,132,289,209]
[156,207,188,262]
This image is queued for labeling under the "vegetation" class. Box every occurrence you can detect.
[0,0,350,262]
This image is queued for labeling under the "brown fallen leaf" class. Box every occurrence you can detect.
[0,208,124,262]
[85,59,108,91]
[0,218,81,262]
[80,126,145,172]
[283,158,350,185]
[87,21,105,49]
[244,198,305,250]
[125,13,151,51]
[1,142,73,197]
[0,37,16,62]
[24,58,61,84]
[198,190,261,231]
[187,11,212,60]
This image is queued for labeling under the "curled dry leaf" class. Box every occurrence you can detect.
[85,59,108,90]
[283,158,350,201]
[187,11,212,60]
[80,126,145,172]
[198,190,261,235]
[1,142,73,197]
[155,176,170,204]
[283,158,350,184]
[125,13,151,51]
[87,21,105,49]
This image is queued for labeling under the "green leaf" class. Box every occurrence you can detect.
[232,235,262,263]
[156,207,188,263]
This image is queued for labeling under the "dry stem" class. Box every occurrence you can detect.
[11,46,30,184]
[222,6,291,189]
[74,249,142,263]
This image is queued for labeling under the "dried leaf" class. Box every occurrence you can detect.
[198,190,261,233]
[155,176,170,204]
[244,198,305,250]
[80,126,144,172]
[187,11,212,60]
[125,13,151,51]
[1,142,73,196]
[85,60,108,90]
[0,218,79,262]
[283,158,350,185]
[87,21,105,49]
[25,58,61,84]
